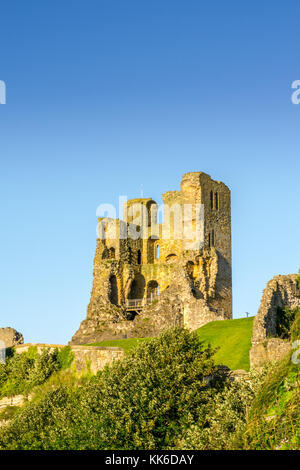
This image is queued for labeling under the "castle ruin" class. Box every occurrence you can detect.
[71,172,232,344]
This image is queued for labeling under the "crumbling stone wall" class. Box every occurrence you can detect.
[250,273,300,367]
[0,327,23,348]
[14,343,125,375]
[71,172,232,345]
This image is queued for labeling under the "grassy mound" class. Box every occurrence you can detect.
[195,317,254,371]
[87,316,254,371]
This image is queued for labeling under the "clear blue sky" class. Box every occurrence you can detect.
[0,1,300,344]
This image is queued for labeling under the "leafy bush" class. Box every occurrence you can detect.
[0,346,74,399]
[243,356,300,450]
[0,325,298,450]
[0,386,81,450]
[291,307,300,341]
[55,346,74,370]
[0,328,227,450]
[276,307,297,339]
[178,367,268,450]
[0,406,19,422]
[243,309,300,450]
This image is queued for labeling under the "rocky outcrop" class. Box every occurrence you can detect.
[0,327,24,348]
[250,274,300,367]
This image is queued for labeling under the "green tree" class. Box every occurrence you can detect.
[0,328,225,450]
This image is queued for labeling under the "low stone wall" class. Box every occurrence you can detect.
[14,343,64,354]
[71,345,125,374]
[14,343,125,375]
[0,345,125,416]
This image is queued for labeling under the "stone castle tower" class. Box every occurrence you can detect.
[71,172,232,344]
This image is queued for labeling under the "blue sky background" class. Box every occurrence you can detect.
[0,1,300,344]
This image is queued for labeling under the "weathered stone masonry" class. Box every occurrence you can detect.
[71,172,232,344]
[14,343,125,375]
[0,328,24,348]
[250,273,300,367]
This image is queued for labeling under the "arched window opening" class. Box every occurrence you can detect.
[208,230,216,248]
[128,274,146,300]
[108,247,115,259]
[210,190,214,210]
[147,237,156,263]
[166,253,177,263]
[147,280,159,300]
[155,244,160,260]
[128,280,137,299]
[137,249,142,265]
[109,275,118,305]
[147,201,158,227]
[186,261,195,280]
[209,229,215,247]
[215,192,219,211]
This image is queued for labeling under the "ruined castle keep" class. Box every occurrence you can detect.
[71,172,232,344]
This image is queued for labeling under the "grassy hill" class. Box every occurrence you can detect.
[87,316,254,371]
[195,316,254,370]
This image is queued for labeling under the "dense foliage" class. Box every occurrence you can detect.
[291,307,300,341]
[180,308,300,450]
[276,306,297,339]
[0,328,226,450]
[0,320,298,450]
[297,270,300,291]
[178,368,268,450]
[243,356,299,449]
[242,307,300,450]
[0,346,74,399]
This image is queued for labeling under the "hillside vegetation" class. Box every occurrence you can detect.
[0,313,298,450]
[0,328,225,449]
[87,316,254,371]
[0,346,74,399]
[244,307,300,449]
[244,355,299,449]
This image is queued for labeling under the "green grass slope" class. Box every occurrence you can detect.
[87,316,254,371]
[195,316,254,371]
[87,337,151,354]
